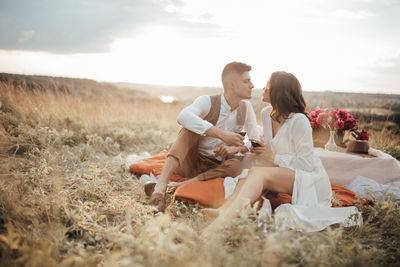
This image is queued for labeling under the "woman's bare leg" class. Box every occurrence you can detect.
[200,178,247,220]
[202,166,295,236]
[224,167,294,211]
[200,153,257,219]
[220,178,248,210]
[214,154,275,213]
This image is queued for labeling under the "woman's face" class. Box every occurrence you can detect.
[262,80,271,103]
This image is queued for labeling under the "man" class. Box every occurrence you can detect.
[146,61,260,212]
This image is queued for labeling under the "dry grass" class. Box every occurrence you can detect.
[1,83,400,266]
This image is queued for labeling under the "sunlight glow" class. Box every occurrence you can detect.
[160,96,175,103]
[0,0,399,94]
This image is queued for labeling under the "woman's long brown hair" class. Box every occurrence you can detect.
[269,71,308,122]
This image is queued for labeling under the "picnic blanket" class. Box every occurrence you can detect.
[129,148,372,208]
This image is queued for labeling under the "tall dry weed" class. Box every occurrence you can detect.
[0,82,400,266]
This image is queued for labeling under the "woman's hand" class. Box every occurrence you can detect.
[249,139,275,163]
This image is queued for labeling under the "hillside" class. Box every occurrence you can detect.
[0,73,150,101]
[3,73,399,115]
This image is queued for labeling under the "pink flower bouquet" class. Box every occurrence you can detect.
[310,109,358,132]
[310,109,358,147]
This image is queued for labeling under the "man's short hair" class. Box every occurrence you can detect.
[221,62,252,84]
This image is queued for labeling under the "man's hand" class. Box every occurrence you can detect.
[205,126,244,146]
[221,131,245,146]
[249,139,275,163]
[214,144,239,158]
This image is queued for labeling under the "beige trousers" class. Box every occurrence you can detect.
[167,128,243,180]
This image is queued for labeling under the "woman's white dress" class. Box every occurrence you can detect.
[261,106,362,232]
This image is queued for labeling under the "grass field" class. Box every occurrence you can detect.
[1,78,400,266]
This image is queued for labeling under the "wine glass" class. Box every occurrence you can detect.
[235,131,247,156]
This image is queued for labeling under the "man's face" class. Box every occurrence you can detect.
[233,71,253,100]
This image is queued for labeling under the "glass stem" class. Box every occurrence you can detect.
[325,129,337,152]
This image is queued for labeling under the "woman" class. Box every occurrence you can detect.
[202,71,360,235]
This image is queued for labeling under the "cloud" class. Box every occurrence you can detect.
[375,54,400,75]
[18,30,35,43]
[0,0,218,54]
[359,54,400,93]
[361,0,400,4]
[332,9,374,19]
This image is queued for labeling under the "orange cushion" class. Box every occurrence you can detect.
[129,148,186,182]
[129,149,373,208]
[263,184,373,210]
[174,178,226,208]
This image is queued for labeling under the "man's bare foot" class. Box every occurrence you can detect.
[149,192,166,213]
[200,208,220,223]
[147,178,168,213]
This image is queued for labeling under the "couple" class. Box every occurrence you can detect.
[145,61,359,232]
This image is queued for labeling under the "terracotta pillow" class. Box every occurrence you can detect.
[174,178,226,208]
[129,148,186,182]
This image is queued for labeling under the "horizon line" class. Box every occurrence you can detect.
[1,71,399,96]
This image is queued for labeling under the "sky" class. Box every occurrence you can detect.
[0,0,399,94]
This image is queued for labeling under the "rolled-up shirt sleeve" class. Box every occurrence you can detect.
[177,95,213,135]
[273,115,315,172]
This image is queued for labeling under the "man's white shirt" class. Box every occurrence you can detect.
[177,94,260,161]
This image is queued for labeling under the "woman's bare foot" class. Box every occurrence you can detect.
[200,208,220,223]
[201,207,242,238]
[201,216,226,238]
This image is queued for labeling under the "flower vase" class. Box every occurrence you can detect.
[324,130,337,151]
[313,128,346,148]
[335,130,346,148]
